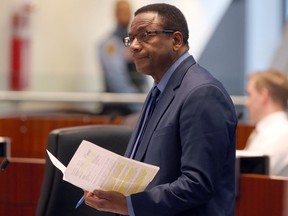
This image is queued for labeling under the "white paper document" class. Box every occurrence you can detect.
[47,140,159,196]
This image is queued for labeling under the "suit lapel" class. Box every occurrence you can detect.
[133,56,196,161]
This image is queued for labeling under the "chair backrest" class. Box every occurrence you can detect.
[36,125,133,216]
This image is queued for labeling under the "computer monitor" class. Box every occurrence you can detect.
[236,150,269,175]
[235,150,269,196]
[239,155,269,175]
[0,137,10,157]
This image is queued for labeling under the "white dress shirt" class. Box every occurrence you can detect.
[246,111,288,177]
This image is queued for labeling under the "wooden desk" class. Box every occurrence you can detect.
[235,174,288,216]
[0,114,123,158]
[3,164,287,216]
[0,115,254,157]
[236,122,255,149]
[0,113,126,216]
[0,114,125,215]
[0,158,45,216]
[1,117,271,216]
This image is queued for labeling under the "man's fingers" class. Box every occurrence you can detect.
[93,189,111,200]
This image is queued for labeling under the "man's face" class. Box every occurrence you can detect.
[128,12,176,82]
[245,79,264,123]
[116,1,131,28]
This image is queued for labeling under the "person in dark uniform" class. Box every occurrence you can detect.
[98,0,149,115]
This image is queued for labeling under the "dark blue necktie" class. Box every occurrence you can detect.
[130,86,160,159]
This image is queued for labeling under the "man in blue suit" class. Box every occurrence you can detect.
[85,3,238,215]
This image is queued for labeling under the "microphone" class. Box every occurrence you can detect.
[237,112,243,120]
[0,158,10,172]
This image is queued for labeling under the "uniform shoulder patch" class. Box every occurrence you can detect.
[105,42,117,56]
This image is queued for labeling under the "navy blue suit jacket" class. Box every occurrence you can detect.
[125,56,237,216]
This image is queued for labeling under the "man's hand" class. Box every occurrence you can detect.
[84,190,128,215]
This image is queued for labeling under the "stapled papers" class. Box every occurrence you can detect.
[46,140,159,196]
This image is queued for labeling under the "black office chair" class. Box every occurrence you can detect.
[36,125,133,216]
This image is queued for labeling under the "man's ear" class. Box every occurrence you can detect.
[172,31,183,51]
[260,88,270,104]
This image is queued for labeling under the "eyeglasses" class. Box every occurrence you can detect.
[123,30,176,47]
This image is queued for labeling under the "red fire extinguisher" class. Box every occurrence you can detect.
[9,2,32,91]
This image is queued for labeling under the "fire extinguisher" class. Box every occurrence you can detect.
[9,2,32,91]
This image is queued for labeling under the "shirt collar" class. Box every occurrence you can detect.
[156,51,190,93]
